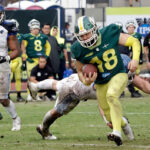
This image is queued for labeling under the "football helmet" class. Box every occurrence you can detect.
[11,19,19,30]
[125,20,136,29]
[74,16,99,48]
[0,5,5,24]
[28,19,40,30]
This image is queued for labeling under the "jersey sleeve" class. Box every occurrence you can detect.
[101,24,122,44]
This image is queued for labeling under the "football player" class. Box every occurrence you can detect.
[0,5,21,131]
[9,19,24,101]
[125,20,143,97]
[21,19,51,101]
[71,16,140,146]
[28,73,133,141]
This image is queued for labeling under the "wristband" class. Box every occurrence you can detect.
[66,61,69,64]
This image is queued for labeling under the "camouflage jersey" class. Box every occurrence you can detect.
[23,33,48,58]
[71,24,126,84]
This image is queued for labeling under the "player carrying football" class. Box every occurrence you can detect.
[71,16,140,146]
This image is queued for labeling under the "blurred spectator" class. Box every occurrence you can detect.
[129,0,139,7]
[41,23,60,98]
[29,56,54,101]
[143,32,150,70]
[21,19,51,101]
[64,22,73,42]
[51,26,69,80]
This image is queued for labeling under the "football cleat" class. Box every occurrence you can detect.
[107,131,123,146]
[11,116,21,131]
[27,81,38,100]
[122,117,134,140]
[36,125,57,140]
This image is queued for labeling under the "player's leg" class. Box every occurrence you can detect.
[14,58,24,101]
[26,61,38,101]
[96,73,128,146]
[36,93,80,140]
[28,79,58,100]
[0,72,21,131]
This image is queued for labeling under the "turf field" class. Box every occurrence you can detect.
[0,92,150,150]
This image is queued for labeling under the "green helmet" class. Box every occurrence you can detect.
[75,16,99,48]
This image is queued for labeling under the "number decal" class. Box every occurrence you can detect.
[34,40,42,51]
[103,49,118,70]
[90,57,104,72]
[90,49,118,72]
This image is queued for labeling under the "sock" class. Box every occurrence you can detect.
[37,79,54,90]
[42,110,59,132]
[17,92,21,97]
[4,100,17,119]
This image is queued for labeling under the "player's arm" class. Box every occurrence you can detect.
[119,33,140,72]
[63,48,69,68]
[143,46,149,62]
[29,76,38,83]
[21,40,28,61]
[8,35,21,60]
[45,40,51,56]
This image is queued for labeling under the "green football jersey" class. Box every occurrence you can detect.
[23,33,48,58]
[132,32,142,41]
[71,24,126,84]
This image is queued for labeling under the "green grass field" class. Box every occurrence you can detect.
[0,92,150,150]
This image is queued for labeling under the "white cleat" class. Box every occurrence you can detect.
[27,94,32,101]
[27,81,38,100]
[11,116,21,131]
[122,117,134,140]
[36,125,57,140]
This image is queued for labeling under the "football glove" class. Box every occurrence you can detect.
[21,60,27,71]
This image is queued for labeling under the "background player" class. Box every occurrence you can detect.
[0,5,21,131]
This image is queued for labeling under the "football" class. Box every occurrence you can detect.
[82,64,97,77]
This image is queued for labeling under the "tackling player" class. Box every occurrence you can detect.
[0,5,21,131]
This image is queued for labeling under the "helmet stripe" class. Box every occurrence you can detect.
[78,17,84,31]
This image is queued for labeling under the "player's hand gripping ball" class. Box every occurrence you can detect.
[82,64,97,77]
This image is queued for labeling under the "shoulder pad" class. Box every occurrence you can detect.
[2,20,18,34]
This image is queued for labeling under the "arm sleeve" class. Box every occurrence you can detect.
[45,40,51,56]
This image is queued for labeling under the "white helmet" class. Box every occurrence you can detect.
[11,19,19,30]
[28,19,40,30]
[74,16,99,48]
[125,20,136,29]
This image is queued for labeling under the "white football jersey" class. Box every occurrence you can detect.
[57,74,96,101]
[0,25,8,57]
[0,25,10,72]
